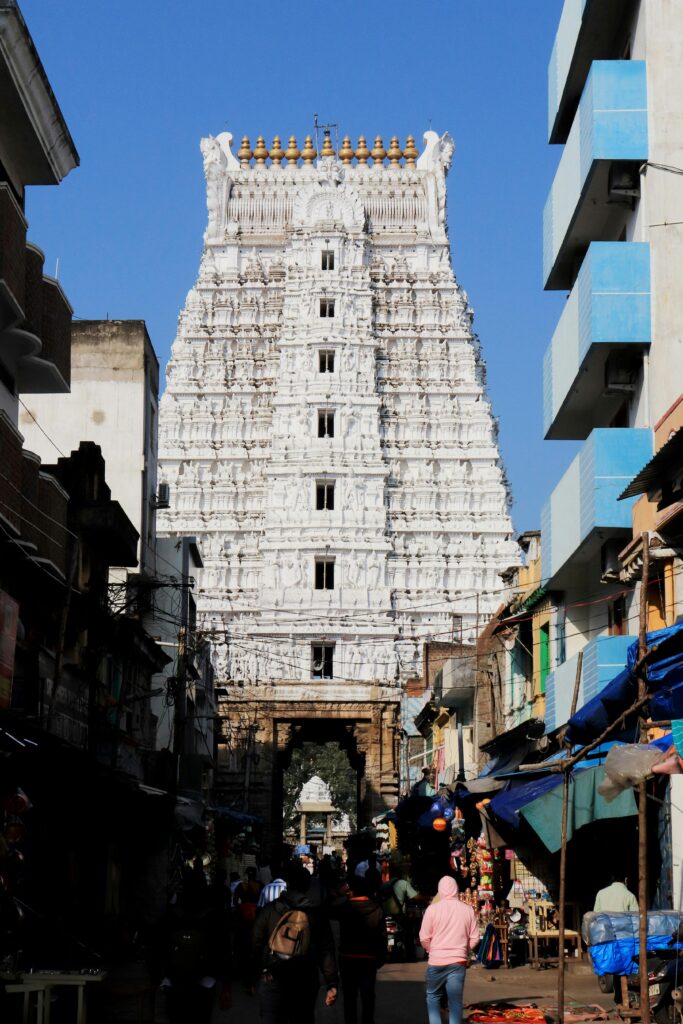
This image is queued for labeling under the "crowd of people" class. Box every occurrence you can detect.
[154,847,482,1024]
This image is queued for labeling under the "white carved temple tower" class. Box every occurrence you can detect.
[158,129,517,821]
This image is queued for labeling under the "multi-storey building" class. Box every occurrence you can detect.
[22,320,161,576]
[158,128,518,828]
[542,0,683,729]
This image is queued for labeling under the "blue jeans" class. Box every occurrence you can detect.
[426,963,466,1024]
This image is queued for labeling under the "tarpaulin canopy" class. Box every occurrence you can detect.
[566,622,683,744]
[519,765,637,852]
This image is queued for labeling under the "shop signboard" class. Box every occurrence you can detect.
[0,590,19,708]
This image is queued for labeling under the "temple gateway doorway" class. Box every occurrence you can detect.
[216,699,400,855]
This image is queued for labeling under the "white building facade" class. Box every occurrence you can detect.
[158,129,517,705]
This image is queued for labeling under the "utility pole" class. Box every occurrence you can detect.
[557,650,583,1024]
[637,534,651,1024]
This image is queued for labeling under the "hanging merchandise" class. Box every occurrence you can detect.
[478,922,503,968]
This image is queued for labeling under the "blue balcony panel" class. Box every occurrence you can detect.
[541,427,652,588]
[545,633,634,732]
[544,61,648,291]
[543,242,650,440]
[548,0,640,143]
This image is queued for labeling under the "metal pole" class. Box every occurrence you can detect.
[558,768,570,1024]
[638,535,651,1024]
[558,651,583,1024]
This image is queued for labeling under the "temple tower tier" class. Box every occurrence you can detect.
[158,129,518,817]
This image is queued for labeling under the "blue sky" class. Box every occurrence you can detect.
[21,0,575,533]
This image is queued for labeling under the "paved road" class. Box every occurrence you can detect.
[213,962,611,1024]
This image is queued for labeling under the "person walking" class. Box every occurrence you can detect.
[333,875,387,1024]
[259,869,288,908]
[252,862,338,1023]
[419,876,480,1024]
[594,875,638,912]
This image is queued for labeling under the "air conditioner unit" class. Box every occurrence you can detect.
[604,359,637,396]
[608,164,640,201]
[601,539,623,581]
[154,482,170,509]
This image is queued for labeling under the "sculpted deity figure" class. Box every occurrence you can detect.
[200,135,231,239]
[284,555,302,587]
[367,554,382,590]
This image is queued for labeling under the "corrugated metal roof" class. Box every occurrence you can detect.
[402,694,431,737]
[619,428,683,499]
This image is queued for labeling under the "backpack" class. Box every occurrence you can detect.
[379,880,402,918]
[267,908,311,963]
[168,926,209,984]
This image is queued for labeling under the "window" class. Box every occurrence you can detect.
[320,298,335,318]
[315,558,335,590]
[609,596,627,637]
[319,350,335,373]
[312,643,334,679]
[321,250,335,271]
[318,410,335,438]
[316,480,335,510]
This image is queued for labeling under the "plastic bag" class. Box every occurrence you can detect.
[597,744,665,801]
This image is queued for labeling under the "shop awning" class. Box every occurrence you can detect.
[566,622,683,744]
[519,765,637,853]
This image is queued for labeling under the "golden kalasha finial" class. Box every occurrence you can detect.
[253,136,268,165]
[387,136,403,163]
[339,135,354,164]
[355,136,370,164]
[270,136,285,165]
[371,135,386,164]
[285,135,300,163]
[301,135,317,164]
[238,135,253,166]
[320,129,335,158]
[403,135,418,166]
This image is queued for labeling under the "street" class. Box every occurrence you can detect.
[210,963,611,1024]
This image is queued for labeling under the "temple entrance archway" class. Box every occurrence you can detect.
[216,698,400,855]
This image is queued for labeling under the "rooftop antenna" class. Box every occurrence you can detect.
[54,257,59,280]
[313,113,339,159]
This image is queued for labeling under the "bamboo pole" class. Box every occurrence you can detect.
[558,651,583,1024]
[638,535,651,1024]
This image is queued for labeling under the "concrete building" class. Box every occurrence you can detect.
[0,0,78,706]
[21,320,160,575]
[157,127,518,838]
[541,0,683,728]
[20,320,216,795]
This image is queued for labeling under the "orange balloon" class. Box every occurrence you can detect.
[433,817,447,832]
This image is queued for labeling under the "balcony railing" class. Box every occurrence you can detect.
[548,0,639,143]
[543,61,648,290]
[0,183,27,325]
[543,241,650,439]
[541,427,652,587]
[545,633,634,731]
[39,277,71,388]
[0,411,23,535]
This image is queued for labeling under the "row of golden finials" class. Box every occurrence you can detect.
[236,133,420,167]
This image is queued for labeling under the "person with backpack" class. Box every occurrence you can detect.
[332,874,387,1024]
[252,861,338,1023]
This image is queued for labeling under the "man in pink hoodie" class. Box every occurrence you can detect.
[419,877,480,1024]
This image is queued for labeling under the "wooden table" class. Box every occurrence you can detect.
[526,899,580,968]
[19,971,107,1024]
[6,981,49,1023]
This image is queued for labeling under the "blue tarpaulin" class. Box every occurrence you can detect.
[566,623,683,744]
[582,911,683,976]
